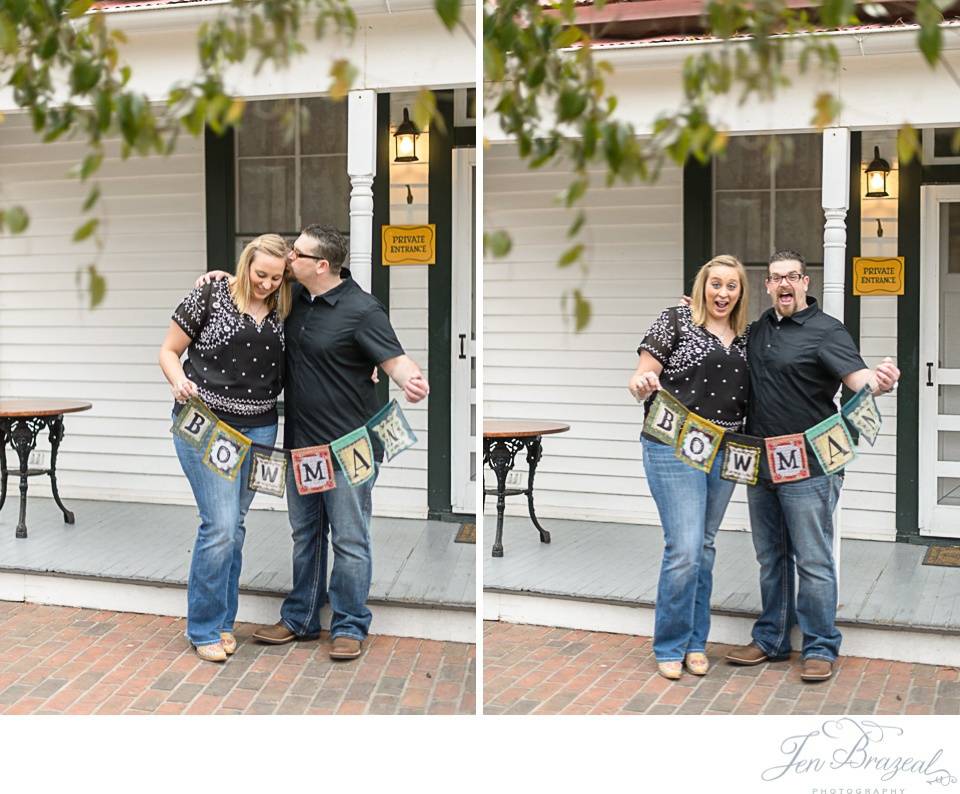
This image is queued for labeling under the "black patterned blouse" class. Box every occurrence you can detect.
[172,279,284,427]
[637,305,749,431]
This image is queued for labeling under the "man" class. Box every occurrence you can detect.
[724,250,899,682]
[204,225,428,660]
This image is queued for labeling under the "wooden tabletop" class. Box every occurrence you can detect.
[483,420,571,439]
[0,400,93,419]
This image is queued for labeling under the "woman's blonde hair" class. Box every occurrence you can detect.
[230,234,293,320]
[690,254,749,337]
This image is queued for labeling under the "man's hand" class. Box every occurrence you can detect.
[874,356,900,395]
[402,374,430,404]
[194,270,230,289]
[628,370,660,403]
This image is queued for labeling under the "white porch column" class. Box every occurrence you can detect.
[822,128,851,321]
[821,127,851,591]
[347,89,377,292]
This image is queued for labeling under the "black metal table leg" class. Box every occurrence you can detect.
[523,436,550,544]
[9,418,44,539]
[0,421,8,513]
[47,416,74,524]
[484,437,524,558]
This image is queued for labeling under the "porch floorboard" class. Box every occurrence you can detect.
[484,517,960,633]
[0,498,475,610]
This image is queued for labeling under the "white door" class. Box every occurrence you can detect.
[451,148,476,514]
[920,185,960,537]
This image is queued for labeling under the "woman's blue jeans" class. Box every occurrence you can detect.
[642,436,736,662]
[173,418,277,647]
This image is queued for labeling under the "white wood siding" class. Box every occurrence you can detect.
[483,145,724,526]
[483,137,901,539]
[0,112,431,518]
[0,113,204,505]
[844,129,900,541]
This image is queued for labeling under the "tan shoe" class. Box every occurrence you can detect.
[725,642,789,666]
[252,622,320,645]
[195,642,227,663]
[801,658,834,682]
[329,636,363,660]
[684,652,709,676]
[220,632,237,655]
[657,661,683,680]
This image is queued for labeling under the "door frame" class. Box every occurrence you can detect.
[450,147,476,514]
[919,183,960,537]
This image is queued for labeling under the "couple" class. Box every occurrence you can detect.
[628,250,899,683]
[159,225,428,663]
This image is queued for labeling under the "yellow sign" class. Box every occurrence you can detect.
[381,224,436,266]
[852,257,904,296]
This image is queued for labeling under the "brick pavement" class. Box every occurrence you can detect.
[0,601,475,715]
[483,621,960,715]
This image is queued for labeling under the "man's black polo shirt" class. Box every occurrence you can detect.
[283,277,405,460]
[747,297,865,479]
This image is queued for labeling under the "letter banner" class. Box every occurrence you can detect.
[765,433,810,484]
[675,413,725,473]
[171,397,217,450]
[367,399,417,461]
[805,413,857,475]
[248,445,287,497]
[203,421,252,481]
[643,389,688,447]
[842,385,882,446]
[331,426,376,487]
[291,445,336,495]
[719,433,764,486]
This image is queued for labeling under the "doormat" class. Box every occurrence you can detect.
[923,545,960,568]
[454,523,475,544]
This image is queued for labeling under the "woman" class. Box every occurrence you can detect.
[627,254,750,680]
[159,234,291,662]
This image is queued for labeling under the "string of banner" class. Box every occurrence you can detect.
[643,384,883,484]
[170,396,417,497]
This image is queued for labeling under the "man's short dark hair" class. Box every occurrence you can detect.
[768,250,806,274]
[302,225,348,274]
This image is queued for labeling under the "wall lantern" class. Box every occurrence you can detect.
[394,108,421,163]
[865,146,891,198]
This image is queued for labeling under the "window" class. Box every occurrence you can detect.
[235,97,349,255]
[922,127,960,165]
[713,134,824,320]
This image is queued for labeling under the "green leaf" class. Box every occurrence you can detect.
[434,0,460,32]
[811,92,841,129]
[0,13,16,54]
[573,289,591,332]
[5,205,29,234]
[38,31,58,59]
[557,89,587,122]
[486,230,512,257]
[329,59,357,101]
[66,0,93,18]
[553,26,582,49]
[898,124,920,165]
[87,264,107,309]
[73,218,99,242]
[558,243,583,267]
[80,151,103,180]
[224,99,245,126]
[81,185,101,212]
[70,60,101,94]
[567,211,585,238]
[563,178,587,207]
[917,24,942,67]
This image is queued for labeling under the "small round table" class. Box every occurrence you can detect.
[483,420,570,558]
[0,399,92,538]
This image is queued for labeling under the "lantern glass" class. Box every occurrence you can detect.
[396,133,417,161]
[867,169,887,197]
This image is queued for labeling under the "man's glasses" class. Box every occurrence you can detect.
[766,272,804,285]
[291,247,322,262]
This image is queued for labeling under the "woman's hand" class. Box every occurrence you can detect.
[171,378,198,403]
[628,370,661,403]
